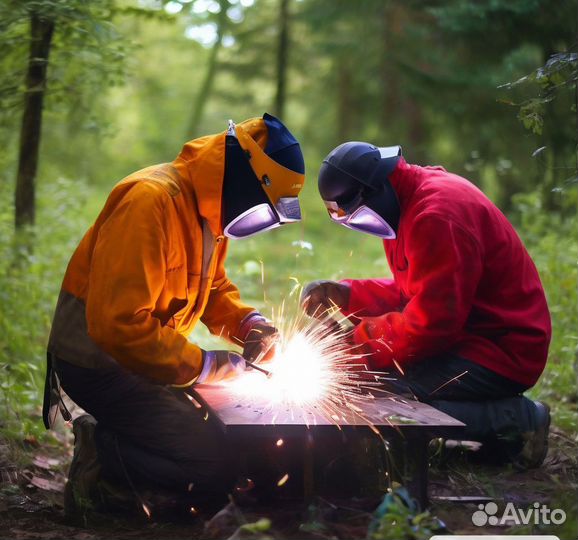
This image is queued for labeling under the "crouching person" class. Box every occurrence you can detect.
[303,142,551,467]
[42,114,305,518]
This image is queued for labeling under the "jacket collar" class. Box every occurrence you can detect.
[387,157,419,215]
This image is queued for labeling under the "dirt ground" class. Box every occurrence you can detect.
[0,425,576,540]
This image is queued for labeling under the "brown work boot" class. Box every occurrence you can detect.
[515,401,551,469]
[64,414,101,522]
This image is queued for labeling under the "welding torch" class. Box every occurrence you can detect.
[240,332,277,378]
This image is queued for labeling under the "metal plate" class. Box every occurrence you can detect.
[194,384,464,437]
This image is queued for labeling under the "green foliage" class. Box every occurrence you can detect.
[239,517,272,534]
[511,190,578,429]
[368,488,445,540]
[0,177,94,439]
[0,0,128,112]
[500,53,578,136]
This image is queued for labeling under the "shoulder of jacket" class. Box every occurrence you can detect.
[106,178,173,224]
[117,164,182,198]
[410,210,482,250]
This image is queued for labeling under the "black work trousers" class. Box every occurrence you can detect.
[388,354,537,450]
[55,358,235,497]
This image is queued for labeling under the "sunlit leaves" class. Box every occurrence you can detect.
[499,53,577,136]
[0,0,136,144]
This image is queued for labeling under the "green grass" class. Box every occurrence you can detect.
[0,177,98,439]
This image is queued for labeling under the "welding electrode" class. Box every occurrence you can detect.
[244,359,273,378]
[242,333,277,378]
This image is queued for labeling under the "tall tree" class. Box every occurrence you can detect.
[187,0,231,137]
[183,0,279,131]
[274,0,290,119]
[427,0,577,207]
[14,11,54,229]
[2,0,130,233]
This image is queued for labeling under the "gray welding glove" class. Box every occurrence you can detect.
[301,280,351,319]
[243,323,279,364]
[197,350,246,384]
[238,312,279,364]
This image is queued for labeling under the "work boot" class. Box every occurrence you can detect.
[64,414,101,522]
[515,401,551,469]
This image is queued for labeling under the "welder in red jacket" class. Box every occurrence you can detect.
[302,142,552,468]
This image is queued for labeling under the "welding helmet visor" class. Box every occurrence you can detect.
[324,199,397,239]
[223,114,305,239]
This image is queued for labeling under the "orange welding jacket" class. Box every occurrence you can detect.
[48,116,304,386]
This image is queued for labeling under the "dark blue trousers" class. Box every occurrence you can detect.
[56,353,538,494]
[387,355,537,450]
[55,358,235,497]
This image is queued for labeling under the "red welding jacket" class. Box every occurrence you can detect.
[341,158,551,387]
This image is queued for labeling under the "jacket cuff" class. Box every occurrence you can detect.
[196,350,216,384]
[338,279,355,315]
[354,320,372,344]
[237,311,269,341]
[353,320,397,371]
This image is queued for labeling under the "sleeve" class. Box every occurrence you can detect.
[353,215,483,370]
[85,183,203,386]
[200,240,256,344]
[340,278,403,317]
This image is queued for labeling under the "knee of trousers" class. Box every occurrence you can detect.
[181,456,237,494]
[95,424,236,493]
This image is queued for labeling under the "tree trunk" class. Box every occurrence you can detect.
[14,12,54,229]
[379,1,398,134]
[337,59,353,142]
[187,0,229,138]
[575,1,578,188]
[403,97,427,163]
[274,0,290,119]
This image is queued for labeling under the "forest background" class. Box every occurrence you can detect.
[0,0,576,452]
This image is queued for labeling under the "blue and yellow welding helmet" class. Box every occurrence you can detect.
[222,113,305,239]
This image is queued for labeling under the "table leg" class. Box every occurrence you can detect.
[404,435,429,509]
[387,432,429,509]
[303,432,314,503]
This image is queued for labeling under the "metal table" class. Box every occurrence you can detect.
[193,384,464,508]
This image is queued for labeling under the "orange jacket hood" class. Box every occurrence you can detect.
[172,117,268,236]
[172,116,305,236]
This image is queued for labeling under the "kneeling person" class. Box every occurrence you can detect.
[43,114,305,515]
[303,142,551,467]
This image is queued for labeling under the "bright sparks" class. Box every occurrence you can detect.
[277,473,289,487]
[223,304,384,425]
[242,331,330,406]
[142,502,151,519]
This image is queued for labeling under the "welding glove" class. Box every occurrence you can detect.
[238,312,278,364]
[242,323,279,364]
[301,280,351,319]
[197,350,246,384]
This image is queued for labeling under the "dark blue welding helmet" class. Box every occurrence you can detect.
[318,142,401,239]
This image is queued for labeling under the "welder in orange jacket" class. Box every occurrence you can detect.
[43,114,305,515]
[303,142,551,468]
